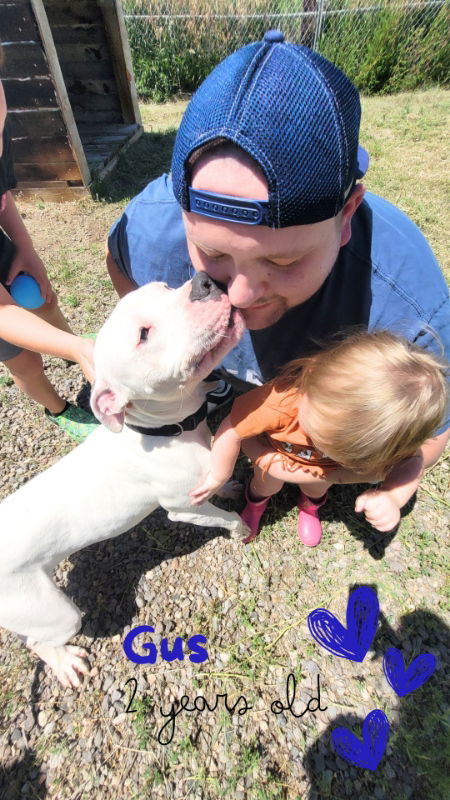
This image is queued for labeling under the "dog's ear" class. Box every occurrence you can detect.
[90,380,128,432]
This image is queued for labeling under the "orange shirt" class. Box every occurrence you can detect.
[230,379,337,476]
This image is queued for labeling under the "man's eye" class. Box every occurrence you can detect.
[267,259,299,269]
[139,327,150,343]
[201,250,224,261]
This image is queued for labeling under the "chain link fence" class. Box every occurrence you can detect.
[122,0,449,101]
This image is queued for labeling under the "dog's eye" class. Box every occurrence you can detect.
[139,327,150,343]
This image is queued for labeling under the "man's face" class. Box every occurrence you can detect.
[183,151,364,330]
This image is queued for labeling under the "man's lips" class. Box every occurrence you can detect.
[241,298,278,312]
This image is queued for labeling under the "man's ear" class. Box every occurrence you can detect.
[90,379,128,432]
[340,183,365,247]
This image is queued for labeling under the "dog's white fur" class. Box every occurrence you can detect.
[0,278,246,686]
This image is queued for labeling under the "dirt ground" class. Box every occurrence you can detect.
[0,90,449,800]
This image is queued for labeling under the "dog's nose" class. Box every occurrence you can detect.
[189,272,226,302]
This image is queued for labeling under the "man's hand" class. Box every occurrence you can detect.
[190,472,228,505]
[6,247,53,303]
[355,489,401,532]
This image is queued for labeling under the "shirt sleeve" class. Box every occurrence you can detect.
[230,382,287,439]
[413,297,450,435]
[107,174,192,288]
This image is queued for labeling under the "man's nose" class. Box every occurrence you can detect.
[225,268,269,308]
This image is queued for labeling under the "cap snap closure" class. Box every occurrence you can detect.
[264,30,284,43]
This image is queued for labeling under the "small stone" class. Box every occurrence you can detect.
[22,713,35,733]
[303,659,320,676]
[37,711,47,727]
[43,721,55,736]
[102,675,114,692]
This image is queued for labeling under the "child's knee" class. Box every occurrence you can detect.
[6,349,44,380]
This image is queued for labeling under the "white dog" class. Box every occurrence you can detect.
[0,274,247,687]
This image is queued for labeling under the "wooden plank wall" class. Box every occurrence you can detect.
[44,0,123,126]
[0,0,83,183]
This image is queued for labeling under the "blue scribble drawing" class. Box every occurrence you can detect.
[307,586,379,662]
[383,647,436,697]
[331,709,390,770]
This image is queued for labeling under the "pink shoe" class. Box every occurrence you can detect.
[297,490,328,547]
[240,488,270,544]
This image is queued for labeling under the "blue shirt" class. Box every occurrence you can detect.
[109,174,450,433]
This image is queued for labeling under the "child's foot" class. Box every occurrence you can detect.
[240,487,270,544]
[45,402,99,443]
[297,490,327,547]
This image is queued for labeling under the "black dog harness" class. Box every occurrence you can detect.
[125,401,208,437]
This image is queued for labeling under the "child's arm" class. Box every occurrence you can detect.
[190,415,243,505]
[354,453,425,532]
[0,191,52,301]
[0,284,95,381]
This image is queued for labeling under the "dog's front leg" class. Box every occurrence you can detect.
[26,639,90,688]
[166,502,249,539]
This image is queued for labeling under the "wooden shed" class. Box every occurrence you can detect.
[0,0,143,200]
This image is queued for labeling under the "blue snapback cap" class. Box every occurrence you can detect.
[172,30,369,228]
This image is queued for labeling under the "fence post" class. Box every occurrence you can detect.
[313,0,327,51]
[301,0,317,48]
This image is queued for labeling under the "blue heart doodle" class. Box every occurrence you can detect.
[383,647,436,697]
[307,586,379,662]
[331,709,390,770]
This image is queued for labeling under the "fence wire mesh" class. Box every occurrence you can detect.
[122,0,449,100]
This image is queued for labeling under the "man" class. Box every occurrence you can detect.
[106,32,450,486]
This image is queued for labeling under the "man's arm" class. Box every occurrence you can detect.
[106,247,136,298]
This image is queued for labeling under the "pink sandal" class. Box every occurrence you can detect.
[297,490,328,547]
[240,486,270,544]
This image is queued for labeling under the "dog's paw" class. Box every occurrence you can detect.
[216,480,243,500]
[31,642,90,688]
[227,518,251,541]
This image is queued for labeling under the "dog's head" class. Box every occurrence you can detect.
[91,275,244,431]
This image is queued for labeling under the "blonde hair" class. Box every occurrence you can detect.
[281,331,448,480]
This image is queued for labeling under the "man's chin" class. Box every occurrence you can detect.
[241,302,286,330]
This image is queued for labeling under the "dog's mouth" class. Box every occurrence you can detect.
[189,306,245,377]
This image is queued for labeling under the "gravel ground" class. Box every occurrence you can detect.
[1,336,448,800]
[0,94,449,798]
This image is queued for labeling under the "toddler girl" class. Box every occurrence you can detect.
[191,331,448,546]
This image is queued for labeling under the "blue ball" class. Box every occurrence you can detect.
[10,274,45,309]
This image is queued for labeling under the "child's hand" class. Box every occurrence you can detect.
[190,473,227,505]
[76,337,95,383]
[6,248,53,303]
[355,489,401,532]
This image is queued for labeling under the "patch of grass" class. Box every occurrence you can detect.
[65,295,80,308]
[131,694,155,749]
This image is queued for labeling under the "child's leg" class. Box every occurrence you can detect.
[5,349,66,414]
[248,463,284,500]
[31,290,74,335]
[4,349,99,443]
[243,444,333,547]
